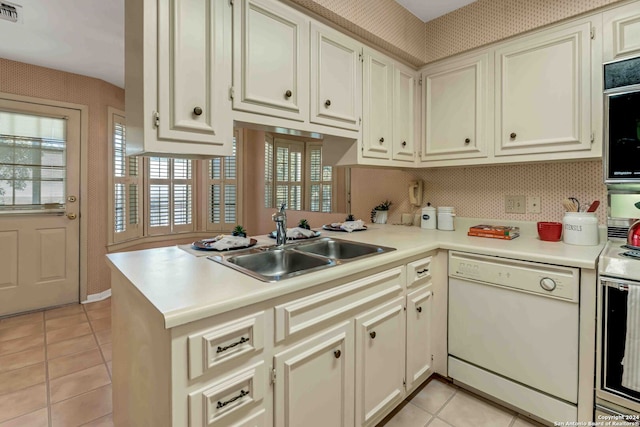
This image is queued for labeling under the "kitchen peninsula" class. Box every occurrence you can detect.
[107,220,604,426]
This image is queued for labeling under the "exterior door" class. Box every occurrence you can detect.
[0,98,80,316]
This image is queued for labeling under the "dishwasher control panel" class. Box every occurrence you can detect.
[449,251,580,302]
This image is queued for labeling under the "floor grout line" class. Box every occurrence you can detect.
[43,315,53,427]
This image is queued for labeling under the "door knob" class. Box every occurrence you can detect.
[67,213,77,220]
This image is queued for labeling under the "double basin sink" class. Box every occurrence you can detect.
[208,237,396,282]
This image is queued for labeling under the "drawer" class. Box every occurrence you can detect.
[189,362,265,427]
[188,311,265,380]
[406,256,432,288]
[275,267,404,342]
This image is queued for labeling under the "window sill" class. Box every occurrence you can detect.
[107,232,215,253]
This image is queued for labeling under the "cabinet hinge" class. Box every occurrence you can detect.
[229,86,235,100]
[403,305,406,311]
[403,379,406,387]
[359,51,363,63]
[153,111,160,128]
[591,132,595,144]
[431,354,434,361]
[590,27,595,40]
[270,368,276,385]
[418,77,423,86]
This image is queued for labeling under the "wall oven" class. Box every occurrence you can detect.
[604,56,640,183]
[597,242,640,424]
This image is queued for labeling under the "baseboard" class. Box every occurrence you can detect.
[82,289,112,304]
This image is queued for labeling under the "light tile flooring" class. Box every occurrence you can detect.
[0,299,112,427]
[0,298,542,427]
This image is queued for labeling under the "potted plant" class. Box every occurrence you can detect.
[298,219,310,230]
[344,214,355,222]
[370,200,392,224]
[232,225,247,237]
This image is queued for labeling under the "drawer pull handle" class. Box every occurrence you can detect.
[510,132,517,139]
[325,99,331,107]
[285,90,292,98]
[416,306,422,313]
[417,268,429,275]
[369,331,376,339]
[216,336,249,354]
[193,106,203,116]
[464,138,470,144]
[217,389,249,409]
[334,350,341,359]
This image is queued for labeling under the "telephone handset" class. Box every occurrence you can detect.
[409,180,423,207]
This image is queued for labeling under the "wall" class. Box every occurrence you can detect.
[0,59,124,296]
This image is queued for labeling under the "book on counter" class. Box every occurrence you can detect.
[467,224,520,240]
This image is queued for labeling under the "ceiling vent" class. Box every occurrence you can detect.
[0,2,22,24]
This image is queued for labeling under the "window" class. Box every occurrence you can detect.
[108,111,242,244]
[264,136,335,212]
[0,110,67,212]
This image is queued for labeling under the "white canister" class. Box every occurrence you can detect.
[421,206,436,229]
[437,206,455,231]
[562,212,599,246]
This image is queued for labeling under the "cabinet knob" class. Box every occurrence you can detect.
[510,132,517,139]
[464,138,470,144]
[402,141,407,147]
[334,350,341,359]
[285,90,292,98]
[325,99,331,107]
[369,331,376,339]
[66,212,77,220]
[379,137,384,144]
[416,306,422,313]
[193,107,203,116]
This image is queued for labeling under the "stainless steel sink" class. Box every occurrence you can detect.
[294,237,395,260]
[208,237,395,282]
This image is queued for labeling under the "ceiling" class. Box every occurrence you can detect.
[394,0,477,22]
[0,0,475,90]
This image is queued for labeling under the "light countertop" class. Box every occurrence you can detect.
[106,218,605,328]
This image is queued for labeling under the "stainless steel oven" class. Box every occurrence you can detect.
[604,56,640,183]
[597,242,640,423]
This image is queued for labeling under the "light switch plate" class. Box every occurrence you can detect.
[527,196,541,214]
[505,195,526,214]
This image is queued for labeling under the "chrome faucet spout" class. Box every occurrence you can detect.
[272,203,287,247]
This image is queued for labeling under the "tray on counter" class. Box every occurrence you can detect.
[191,238,257,251]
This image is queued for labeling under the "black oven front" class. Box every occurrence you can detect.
[604,56,640,183]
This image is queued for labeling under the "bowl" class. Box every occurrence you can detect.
[537,222,562,242]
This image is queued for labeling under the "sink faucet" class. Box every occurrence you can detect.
[272,202,287,247]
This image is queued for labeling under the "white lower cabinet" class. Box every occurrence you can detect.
[273,322,354,427]
[355,297,406,427]
[406,285,433,390]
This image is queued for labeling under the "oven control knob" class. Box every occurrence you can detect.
[540,277,556,291]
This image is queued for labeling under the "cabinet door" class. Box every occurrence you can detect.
[603,1,640,62]
[362,47,393,160]
[232,0,308,121]
[157,0,232,148]
[422,52,489,161]
[393,63,417,163]
[310,22,362,131]
[406,286,433,391]
[495,21,592,156]
[274,323,354,427]
[355,297,405,427]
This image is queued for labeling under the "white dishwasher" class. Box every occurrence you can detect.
[448,251,580,424]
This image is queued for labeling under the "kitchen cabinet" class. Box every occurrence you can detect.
[125,0,233,157]
[232,0,308,121]
[393,62,418,163]
[420,51,490,162]
[310,22,362,131]
[362,47,394,160]
[603,1,640,62]
[494,18,595,157]
[355,297,406,427]
[273,323,354,427]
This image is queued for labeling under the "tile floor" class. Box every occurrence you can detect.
[0,298,542,427]
[0,299,112,427]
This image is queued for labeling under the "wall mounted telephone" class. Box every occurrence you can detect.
[409,180,423,207]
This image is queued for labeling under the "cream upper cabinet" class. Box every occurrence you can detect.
[362,47,394,160]
[125,0,233,157]
[420,51,490,162]
[393,62,418,163]
[494,19,594,157]
[274,323,354,427]
[603,1,640,62]
[310,22,362,131]
[232,0,308,121]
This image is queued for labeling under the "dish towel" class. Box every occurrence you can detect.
[286,227,316,239]
[340,220,365,232]
[622,284,640,392]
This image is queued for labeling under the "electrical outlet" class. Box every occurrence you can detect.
[505,195,526,214]
[527,196,541,214]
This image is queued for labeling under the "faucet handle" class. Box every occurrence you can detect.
[279,202,286,213]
